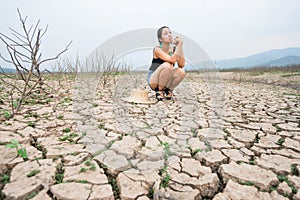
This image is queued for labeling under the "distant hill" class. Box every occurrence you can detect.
[216,47,300,69]
[263,55,300,66]
[0,67,16,73]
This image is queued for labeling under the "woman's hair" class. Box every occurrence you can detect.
[157,26,169,44]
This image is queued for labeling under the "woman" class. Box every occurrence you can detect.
[147,26,186,101]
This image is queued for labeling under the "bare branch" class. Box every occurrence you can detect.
[0,52,13,64]
[30,19,40,43]
[0,76,23,93]
[40,25,48,40]
[39,41,72,65]
[9,27,26,40]
[0,33,32,57]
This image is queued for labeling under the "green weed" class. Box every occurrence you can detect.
[5,139,28,160]
[27,170,40,177]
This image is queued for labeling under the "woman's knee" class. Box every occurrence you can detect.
[176,68,186,78]
[160,62,173,72]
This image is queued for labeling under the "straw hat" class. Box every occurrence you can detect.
[122,89,156,104]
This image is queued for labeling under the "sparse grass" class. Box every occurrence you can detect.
[255,135,260,143]
[239,180,254,186]
[277,174,298,193]
[277,175,288,183]
[2,110,11,120]
[79,167,87,173]
[26,191,37,199]
[5,139,28,160]
[191,128,197,137]
[89,165,96,171]
[85,159,92,166]
[282,73,300,77]
[283,93,300,97]
[161,142,171,159]
[276,138,285,146]
[27,169,40,177]
[55,163,64,184]
[1,173,10,185]
[63,127,71,133]
[249,159,255,165]
[57,115,64,120]
[109,177,119,197]
[189,147,202,157]
[291,164,299,176]
[160,172,171,188]
[274,124,282,132]
[76,180,88,184]
[58,133,78,143]
[148,187,154,199]
[98,123,105,129]
[27,121,36,128]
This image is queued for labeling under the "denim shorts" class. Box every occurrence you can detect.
[147,70,154,86]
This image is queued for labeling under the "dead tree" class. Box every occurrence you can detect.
[0,9,71,117]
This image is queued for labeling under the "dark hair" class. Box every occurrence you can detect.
[157,26,169,44]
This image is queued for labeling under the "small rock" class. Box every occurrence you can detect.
[0,131,27,144]
[50,182,91,200]
[46,143,85,158]
[228,129,257,147]
[159,187,200,200]
[270,190,289,200]
[213,179,272,200]
[110,136,142,158]
[288,175,300,188]
[3,177,42,200]
[64,152,90,166]
[294,190,300,200]
[219,161,278,190]
[196,149,228,171]
[209,139,232,149]
[277,123,300,132]
[137,159,164,172]
[195,173,220,198]
[137,196,150,200]
[197,128,226,140]
[10,159,56,188]
[89,184,114,200]
[31,189,52,200]
[283,138,300,152]
[181,158,211,177]
[94,150,130,175]
[277,182,293,198]
[256,154,299,175]
[117,172,148,200]
[63,160,108,185]
[254,134,281,149]
[221,149,249,163]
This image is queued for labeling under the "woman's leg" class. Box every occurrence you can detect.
[149,62,173,90]
[166,68,186,90]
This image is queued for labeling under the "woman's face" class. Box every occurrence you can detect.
[160,28,173,44]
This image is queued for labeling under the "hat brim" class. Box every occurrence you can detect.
[121,97,157,104]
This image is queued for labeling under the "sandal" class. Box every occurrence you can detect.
[155,88,165,101]
[164,88,173,100]
[155,91,165,101]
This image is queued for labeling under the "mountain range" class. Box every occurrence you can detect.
[216,47,300,69]
[1,47,300,72]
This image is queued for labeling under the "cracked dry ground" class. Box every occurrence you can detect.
[1,72,300,200]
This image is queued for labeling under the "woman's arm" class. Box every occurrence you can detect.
[154,47,178,64]
[176,43,185,68]
[173,37,185,68]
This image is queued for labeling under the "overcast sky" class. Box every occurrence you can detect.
[1,0,300,65]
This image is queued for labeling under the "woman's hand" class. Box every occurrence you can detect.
[173,36,183,46]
